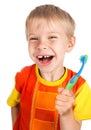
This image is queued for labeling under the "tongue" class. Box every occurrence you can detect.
[39,56,53,65]
[41,59,50,64]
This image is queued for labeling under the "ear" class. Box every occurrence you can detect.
[66,36,76,52]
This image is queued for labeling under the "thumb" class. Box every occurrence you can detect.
[58,87,64,93]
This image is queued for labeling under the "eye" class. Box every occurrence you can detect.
[49,36,57,39]
[29,37,38,41]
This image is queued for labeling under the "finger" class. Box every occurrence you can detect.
[56,94,69,102]
[61,89,75,97]
[58,87,64,93]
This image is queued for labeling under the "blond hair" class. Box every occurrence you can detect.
[25,4,75,38]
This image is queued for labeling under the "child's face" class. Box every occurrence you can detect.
[27,18,75,73]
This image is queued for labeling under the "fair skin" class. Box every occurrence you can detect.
[11,104,20,127]
[27,19,74,81]
[56,88,82,130]
[11,18,82,129]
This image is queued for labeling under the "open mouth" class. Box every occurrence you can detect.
[36,55,54,65]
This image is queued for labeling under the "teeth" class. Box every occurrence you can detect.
[46,56,50,58]
[44,56,47,58]
[37,55,54,61]
[37,56,43,58]
[44,56,50,58]
[37,55,50,59]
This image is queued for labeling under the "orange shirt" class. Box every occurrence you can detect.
[7,64,91,130]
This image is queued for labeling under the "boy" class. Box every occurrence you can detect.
[7,4,91,130]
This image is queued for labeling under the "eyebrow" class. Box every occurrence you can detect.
[28,31,60,36]
[28,33,37,37]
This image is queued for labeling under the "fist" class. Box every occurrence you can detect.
[55,88,75,115]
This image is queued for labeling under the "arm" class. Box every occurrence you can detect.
[60,109,82,130]
[11,104,20,127]
[55,88,82,130]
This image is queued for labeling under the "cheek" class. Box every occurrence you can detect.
[28,44,33,56]
[28,44,31,54]
[28,44,37,61]
[28,43,34,51]
[54,43,67,54]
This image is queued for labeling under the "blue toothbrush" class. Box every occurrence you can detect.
[66,55,88,90]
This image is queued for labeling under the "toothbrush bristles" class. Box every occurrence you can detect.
[80,55,88,64]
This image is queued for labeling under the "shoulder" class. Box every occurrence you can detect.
[19,64,36,73]
[66,68,86,92]
[15,64,36,92]
[15,64,36,78]
[67,67,85,81]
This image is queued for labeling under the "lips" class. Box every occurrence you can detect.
[36,55,54,65]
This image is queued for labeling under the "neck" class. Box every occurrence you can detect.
[39,67,65,82]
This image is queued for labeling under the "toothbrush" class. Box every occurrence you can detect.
[66,55,88,90]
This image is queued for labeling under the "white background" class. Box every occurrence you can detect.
[0,0,91,129]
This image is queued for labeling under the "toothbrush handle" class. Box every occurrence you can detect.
[66,77,78,90]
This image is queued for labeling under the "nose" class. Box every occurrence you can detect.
[37,40,47,50]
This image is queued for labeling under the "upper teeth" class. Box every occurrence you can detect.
[37,56,50,58]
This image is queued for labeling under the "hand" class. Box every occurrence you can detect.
[55,88,75,116]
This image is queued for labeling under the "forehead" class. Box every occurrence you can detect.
[27,18,65,33]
